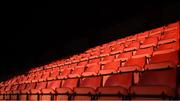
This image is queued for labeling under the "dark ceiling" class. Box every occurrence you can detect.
[1,1,180,81]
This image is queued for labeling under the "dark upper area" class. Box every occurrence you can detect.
[1,1,180,81]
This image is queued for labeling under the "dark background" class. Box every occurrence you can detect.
[1,1,180,81]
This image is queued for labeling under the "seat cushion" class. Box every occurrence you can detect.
[41,88,55,94]
[74,87,96,94]
[55,87,73,94]
[130,85,175,97]
[97,86,128,95]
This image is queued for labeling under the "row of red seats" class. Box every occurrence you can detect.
[26,39,179,76]
[1,50,179,87]
[0,69,179,100]
[27,22,179,73]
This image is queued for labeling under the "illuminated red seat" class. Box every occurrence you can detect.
[29,82,47,100]
[55,78,78,100]
[127,35,137,42]
[117,38,127,44]
[99,60,121,75]
[68,67,85,78]
[76,61,88,68]
[110,44,124,55]
[153,41,179,55]
[20,82,36,100]
[87,58,100,67]
[57,68,72,79]
[137,31,149,39]
[89,51,100,59]
[32,73,43,82]
[80,53,90,61]
[149,27,164,38]
[10,85,19,100]
[115,52,132,61]
[158,29,180,45]
[82,64,100,77]
[100,55,114,65]
[97,73,133,100]
[145,51,179,70]
[130,69,176,99]
[41,80,61,100]
[124,41,140,51]
[100,47,111,57]
[48,67,60,80]
[73,77,102,100]
[140,37,158,48]
[39,70,51,82]
[132,47,153,58]
[4,85,11,100]
[164,21,179,32]
[119,57,146,73]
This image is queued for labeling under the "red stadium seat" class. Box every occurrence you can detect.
[97,73,133,100]
[48,67,60,80]
[110,44,124,55]
[119,57,146,73]
[99,60,121,75]
[20,82,36,100]
[140,37,158,48]
[164,21,179,32]
[100,55,114,65]
[115,52,132,61]
[149,26,164,37]
[145,51,179,70]
[158,29,180,45]
[89,51,100,59]
[127,35,137,42]
[68,67,85,78]
[29,82,47,100]
[41,80,61,100]
[73,77,102,100]
[55,78,79,100]
[10,85,19,100]
[132,47,153,58]
[130,69,176,99]
[76,61,88,68]
[100,47,111,57]
[124,41,140,51]
[57,68,72,79]
[87,58,100,67]
[153,41,179,55]
[82,64,100,77]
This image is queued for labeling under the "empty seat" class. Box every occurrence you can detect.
[73,76,102,100]
[137,31,149,39]
[119,57,146,73]
[97,73,133,100]
[149,26,164,37]
[39,70,51,82]
[48,67,60,80]
[127,35,137,42]
[89,51,100,59]
[82,64,100,77]
[4,85,11,100]
[110,44,124,55]
[29,81,47,100]
[76,61,88,68]
[55,78,79,100]
[130,69,176,99]
[117,38,127,44]
[154,40,179,55]
[164,21,179,31]
[41,80,61,100]
[115,52,132,61]
[20,82,36,100]
[100,47,111,57]
[158,29,180,44]
[124,41,140,51]
[99,60,121,75]
[145,51,179,70]
[100,55,114,65]
[87,58,100,67]
[10,85,19,100]
[140,37,158,48]
[132,47,153,58]
[68,67,85,78]
[57,68,72,79]
[80,53,90,61]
